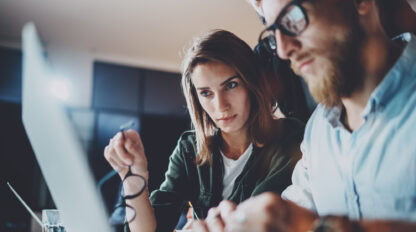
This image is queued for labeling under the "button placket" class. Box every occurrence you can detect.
[340,126,363,219]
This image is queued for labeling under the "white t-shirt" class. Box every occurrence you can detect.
[220,143,253,199]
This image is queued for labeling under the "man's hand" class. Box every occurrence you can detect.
[193,193,318,232]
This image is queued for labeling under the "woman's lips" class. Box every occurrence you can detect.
[217,114,237,123]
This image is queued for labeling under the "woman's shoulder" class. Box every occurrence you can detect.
[258,118,304,176]
[178,130,196,141]
[269,117,305,141]
[176,130,197,153]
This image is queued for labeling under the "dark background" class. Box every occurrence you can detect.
[0,46,191,232]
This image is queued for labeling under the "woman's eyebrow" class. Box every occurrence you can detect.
[220,75,240,86]
[195,75,240,90]
[196,86,210,90]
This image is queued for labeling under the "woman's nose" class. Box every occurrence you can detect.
[215,94,230,112]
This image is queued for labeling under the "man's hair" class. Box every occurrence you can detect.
[181,29,274,166]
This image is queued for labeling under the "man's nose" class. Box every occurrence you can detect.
[275,30,300,60]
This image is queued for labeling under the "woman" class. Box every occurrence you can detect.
[104,29,304,232]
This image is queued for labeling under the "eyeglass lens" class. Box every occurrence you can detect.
[280,5,307,34]
[110,204,136,225]
[122,174,146,198]
[124,205,136,223]
[259,2,308,54]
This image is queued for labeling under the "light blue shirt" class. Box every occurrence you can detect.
[282,33,416,221]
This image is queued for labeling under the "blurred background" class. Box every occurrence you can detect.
[0,0,263,231]
[1,0,416,231]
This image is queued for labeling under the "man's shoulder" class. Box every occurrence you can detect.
[304,104,330,130]
[301,104,334,147]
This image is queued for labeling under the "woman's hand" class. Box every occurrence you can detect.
[104,129,149,182]
[105,130,158,232]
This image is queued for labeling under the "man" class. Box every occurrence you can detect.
[376,0,416,37]
[409,0,416,11]
[193,0,416,231]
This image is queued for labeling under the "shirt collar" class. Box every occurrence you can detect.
[322,104,343,128]
[361,33,416,118]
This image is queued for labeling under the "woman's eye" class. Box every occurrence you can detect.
[200,90,211,97]
[226,81,238,89]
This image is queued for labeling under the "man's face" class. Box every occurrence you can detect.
[260,0,364,107]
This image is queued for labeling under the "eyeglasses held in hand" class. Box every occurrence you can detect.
[97,120,146,225]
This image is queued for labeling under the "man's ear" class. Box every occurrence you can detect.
[353,0,374,15]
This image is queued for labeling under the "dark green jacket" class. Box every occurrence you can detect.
[126,118,304,232]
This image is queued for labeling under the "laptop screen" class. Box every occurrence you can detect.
[21,22,113,232]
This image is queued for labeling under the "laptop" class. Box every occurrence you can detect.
[21,22,113,232]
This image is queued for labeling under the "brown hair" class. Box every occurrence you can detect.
[181,29,274,166]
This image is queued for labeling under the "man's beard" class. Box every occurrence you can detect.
[293,26,364,108]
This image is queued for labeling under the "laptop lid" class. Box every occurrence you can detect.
[21,22,113,232]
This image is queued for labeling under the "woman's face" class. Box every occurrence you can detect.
[191,61,251,135]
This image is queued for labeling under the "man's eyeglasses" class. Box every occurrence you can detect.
[97,121,146,225]
[258,0,309,55]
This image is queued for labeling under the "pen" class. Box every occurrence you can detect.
[188,201,200,221]
[120,120,136,140]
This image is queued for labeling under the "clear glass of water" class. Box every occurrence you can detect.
[42,209,66,232]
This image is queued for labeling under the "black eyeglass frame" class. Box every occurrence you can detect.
[120,166,146,200]
[258,0,309,47]
[110,165,146,224]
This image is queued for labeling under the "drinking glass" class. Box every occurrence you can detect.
[42,209,66,232]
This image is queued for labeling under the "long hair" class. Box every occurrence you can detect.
[181,29,274,166]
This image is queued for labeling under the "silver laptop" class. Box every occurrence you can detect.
[22,22,113,232]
